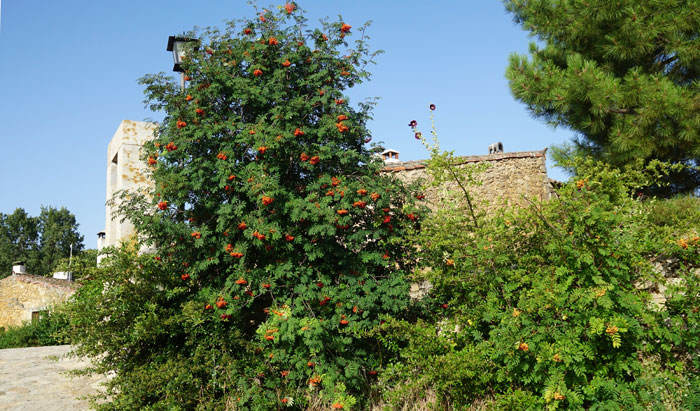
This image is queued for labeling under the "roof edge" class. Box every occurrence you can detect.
[381,149,547,172]
[3,273,78,291]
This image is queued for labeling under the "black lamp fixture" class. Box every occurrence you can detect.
[166,36,198,73]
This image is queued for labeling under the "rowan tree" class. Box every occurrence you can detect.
[504,0,700,193]
[69,4,424,409]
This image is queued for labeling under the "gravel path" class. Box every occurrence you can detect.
[0,345,106,411]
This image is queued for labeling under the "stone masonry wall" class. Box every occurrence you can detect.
[104,120,157,250]
[382,150,554,213]
[0,275,76,328]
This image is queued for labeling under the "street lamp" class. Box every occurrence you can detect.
[167,36,198,91]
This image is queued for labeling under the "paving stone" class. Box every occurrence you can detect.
[0,345,106,411]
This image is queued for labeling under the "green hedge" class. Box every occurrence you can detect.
[0,310,69,349]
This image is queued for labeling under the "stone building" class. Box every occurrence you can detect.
[382,149,555,212]
[97,121,554,250]
[97,120,156,261]
[0,264,77,328]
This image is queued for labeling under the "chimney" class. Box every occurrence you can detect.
[488,142,503,154]
[53,271,73,281]
[97,231,106,250]
[12,261,26,275]
[381,149,401,164]
[97,232,107,266]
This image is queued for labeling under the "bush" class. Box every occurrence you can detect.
[65,4,424,409]
[0,310,69,349]
[379,142,700,409]
[53,249,98,281]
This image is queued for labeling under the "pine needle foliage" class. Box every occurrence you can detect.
[503,0,700,194]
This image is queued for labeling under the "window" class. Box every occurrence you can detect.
[31,311,45,322]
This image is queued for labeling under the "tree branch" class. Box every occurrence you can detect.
[656,54,678,69]
[606,107,636,115]
[446,162,479,229]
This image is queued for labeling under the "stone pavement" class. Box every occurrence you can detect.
[0,345,106,411]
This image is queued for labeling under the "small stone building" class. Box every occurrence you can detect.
[0,273,77,328]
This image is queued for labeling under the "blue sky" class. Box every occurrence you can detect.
[0,1,575,249]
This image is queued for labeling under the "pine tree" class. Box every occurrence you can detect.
[93,4,423,408]
[504,0,700,193]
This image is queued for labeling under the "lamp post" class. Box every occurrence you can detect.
[167,36,198,91]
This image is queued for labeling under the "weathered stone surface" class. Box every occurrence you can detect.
[0,275,76,328]
[383,151,554,302]
[0,345,105,411]
[382,150,554,214]
[102,120,157,254]
[643,259,698,307]
[409,280,433,300]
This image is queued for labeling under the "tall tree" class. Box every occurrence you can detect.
[69,5,424,409]
[0,208,39,276]
[37,206,84,276]
[0,207,84,277]
[504,0,700,193]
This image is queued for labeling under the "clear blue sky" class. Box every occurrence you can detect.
[0,1,575,249]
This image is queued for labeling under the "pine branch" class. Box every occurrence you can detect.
[606,108,636,115]
[655,54,678,70]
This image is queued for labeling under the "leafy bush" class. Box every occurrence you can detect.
[0,309,69,349]
[65,4,424,410]
[646,195,700,231]
[379,134,700,409]
[53,249,98,281]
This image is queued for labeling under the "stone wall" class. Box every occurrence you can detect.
[382,150,555,213]
[98,120,554,247]
[0,275,76,328]
[103,120,157,250]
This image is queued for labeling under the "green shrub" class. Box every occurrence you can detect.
[646,195,700,229]
[0,309,69,349]
[380,144,700,409]
[377,319,491,409]
[65,5,423,409]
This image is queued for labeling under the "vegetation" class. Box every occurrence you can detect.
[0,206,85,277]
[503,0,700,194]
[56,3,700,410]
[53,248,98,281]
[0,310,70,349]
[377,115,700,409]
[66,4,423,410]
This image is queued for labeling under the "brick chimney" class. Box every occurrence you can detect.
[381,149,400,164]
